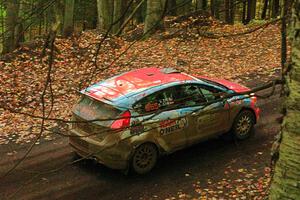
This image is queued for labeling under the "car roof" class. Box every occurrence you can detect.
[82,67,194,104]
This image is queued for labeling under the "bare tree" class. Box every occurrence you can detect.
[225,0,235,24]
[245,0,256,24]
[261,0,269,19]
[97,0,114,32]
[63,0,75,37]
[271,0,280,18]
[112,0,127,34]
[176,0,192,15]
[144,0,166,38]
[3,0,19,53]
[196,0,207,10]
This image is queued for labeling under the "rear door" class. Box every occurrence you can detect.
[133,86,190,152]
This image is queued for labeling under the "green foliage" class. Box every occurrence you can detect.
[0,5,5,18]
[248,19,268,25]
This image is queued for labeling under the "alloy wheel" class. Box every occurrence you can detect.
[132,143,158,174]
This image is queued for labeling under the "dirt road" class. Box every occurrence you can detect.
[0,83,282,200]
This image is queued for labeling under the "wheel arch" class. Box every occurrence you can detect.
[132,140,162,157]
[239,107,257,124]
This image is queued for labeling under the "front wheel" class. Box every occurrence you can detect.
[131,143,158,174]
[232,110,255,140]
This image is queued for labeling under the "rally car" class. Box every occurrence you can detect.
[69,67,260,174]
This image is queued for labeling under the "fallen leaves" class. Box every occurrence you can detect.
[188,166,272,199]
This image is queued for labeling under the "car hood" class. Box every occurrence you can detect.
[197,76,250,93]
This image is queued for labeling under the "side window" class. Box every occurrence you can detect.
[134,84,212,113]
[173,84,206,106]
[134,88,175,113]
[200,86,221,101]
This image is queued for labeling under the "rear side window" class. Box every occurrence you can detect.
[134,84,207,113]
[134,88,175,113]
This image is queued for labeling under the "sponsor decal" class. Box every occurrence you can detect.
[144,97,174,112]
[230,99,243,106]
[158,97,174,107]
[159,118,188,135]
[130,121,144,135]
[145,102,159,112]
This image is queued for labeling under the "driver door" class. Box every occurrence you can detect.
[186,85,230,145]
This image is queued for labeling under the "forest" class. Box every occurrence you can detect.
[0,0,299,200]
[0,0,286,53]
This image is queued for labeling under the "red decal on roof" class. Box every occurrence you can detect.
[85,68,192,100]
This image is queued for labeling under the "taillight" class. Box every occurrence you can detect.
[110,111,131,129]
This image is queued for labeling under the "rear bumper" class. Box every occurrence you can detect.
[68,129,130,170]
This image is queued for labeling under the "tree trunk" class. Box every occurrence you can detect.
[167,0,177,15]
[250,0,256,19]
[52,1,63,34]
[267,0,272,18]
[144,0,166,38]
[117,0,146,35]
[269,0,300,199]
[39,11,43,35]
[280,0,287,70]
[92,2,98,29]
[197,0,207,10]
[44,9,49,34]
[210,0,215,17]
[176,0,192,15]
[261,0,268,19]
[225,0,230,22]
[112,0,127,34]
[29,0,33,40]
[242,0,247,24]
[3,0,19,54]
[245,0,256,24]
[214,0,220,19]
[1,0,4,53]
[211,0,220,19]
[271,0,280,18]
[15,0,25,47]
[97,0,114,31]
[229,0,235,24]
[63,0,75,37]
[135,0,147,23]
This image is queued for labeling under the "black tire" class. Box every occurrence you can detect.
[131,143,158,174]
[232,110,255,140]
[72,152,82,161]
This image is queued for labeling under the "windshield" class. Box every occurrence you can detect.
[198,78,228,90]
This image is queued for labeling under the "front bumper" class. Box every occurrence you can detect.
[68,129,131,170]
[254,107,260,122]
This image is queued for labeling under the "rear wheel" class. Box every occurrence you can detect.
[232,110,255,140]
[131,143,158,174]
[72,152,82,161]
